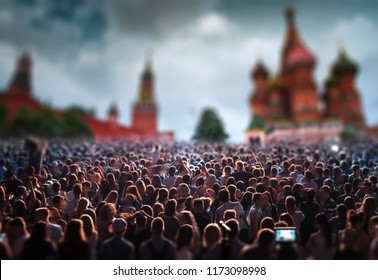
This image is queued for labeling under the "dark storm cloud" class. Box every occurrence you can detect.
[0,0,107,57]
[104,0,212,37]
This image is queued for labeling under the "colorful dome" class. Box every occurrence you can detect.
[325,75,339,88]
[252,61,269,79]
[268,76,284,91]
[286,43,315,68]
[332,50,358,75]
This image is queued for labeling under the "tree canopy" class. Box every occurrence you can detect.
[7,106,93,138]
[192,107,228,142]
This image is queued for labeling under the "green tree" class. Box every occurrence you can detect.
[192,107,228,142]
[9,106,93,138]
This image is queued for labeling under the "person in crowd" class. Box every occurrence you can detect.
[58,219,90,259]
[139,217,176,259]
[99,218,135,260]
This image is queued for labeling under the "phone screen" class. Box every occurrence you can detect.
[275,227,296,243]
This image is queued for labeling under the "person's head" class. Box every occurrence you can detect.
[80,214,96,237]
[344,196,355,210]
[218,189,230,204]
[255,228,275,248]
[177,183,190,199]
[99,203,116,221]
[52,182,61,194]
[319,186,331,201]
[343,182,353,194]
[151,217,165,235]
[253,192,266,208]
[109,218,127,236]
[368,216,378,239]
[348,211,365,230]
[30,221,48,241]
[203,223,221,248]
[305,188,316,202]
[175,224,194,250]
[12,199,27,219]
[260,217,275,230]
[361,196,376,216]
[224,209,236,221]
[72,183,83,198]
[285,196,296,211]
[153,202,165,217]
[157,188,168,202]
[193,198,204,213]
[34,207,50,223]
[152,175,163,188]
[64,219,86,243]
[164,199,177,216]
[240,191,253,210]
[168,166,176,177]
[279,213,294,227]
[105,190,119,204]
[225,219,239,239]
[6,217,27,239]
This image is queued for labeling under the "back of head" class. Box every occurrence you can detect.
[305,188,316,201]
[285,195,296,210]
[203,223,221,247]
[218,189,230,203]
[164,199,177,216]
[225,219,239,238]
[256,228,275,247]
[151,217,164,235]
[260,217,275,230]
[34,207,49,222]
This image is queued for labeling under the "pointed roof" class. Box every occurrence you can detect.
[331,47,358,75]
[6,52,33,97]
[142,48,154,80]
[282,6,300,58]
[252,59,269,79]
[282,6,316,69]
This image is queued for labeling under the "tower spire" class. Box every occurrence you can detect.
[6,52,33,97]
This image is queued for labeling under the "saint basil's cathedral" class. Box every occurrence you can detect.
[246,7,366,145]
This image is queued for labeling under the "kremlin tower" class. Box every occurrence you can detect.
[247,7,366,144]
[131,50,158,138]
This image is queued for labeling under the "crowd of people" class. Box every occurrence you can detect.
[0,138,377,260]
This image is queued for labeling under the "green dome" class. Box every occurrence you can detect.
[332,49,358,75]
[325,75,339,88]
[268,77,283,91]
[248,114,265,130]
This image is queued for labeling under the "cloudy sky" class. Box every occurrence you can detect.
[0,0,377,142]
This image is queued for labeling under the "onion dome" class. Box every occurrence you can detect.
[325,75,339,89]
[251,60,269,80]
[332,49,358,76]
[268,76,284,91]
[286,42,316,68]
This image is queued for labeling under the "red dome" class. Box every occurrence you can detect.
[286,43,315,68]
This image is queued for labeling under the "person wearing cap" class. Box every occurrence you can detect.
[98,218,135,260]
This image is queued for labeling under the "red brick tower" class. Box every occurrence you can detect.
[131,50,158,138]
[6,53,33,97]
[282,7,321,124]
[331,48,365,127]
[2,53,42,123]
